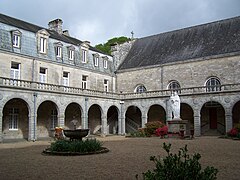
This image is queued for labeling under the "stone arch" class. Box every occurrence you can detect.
[107,105,119,134]
[232,100,240,127]
[180,103,194,134]
[147,104,166,123]
[88,104,103,134]
[200,101,225,136]
[2,98,30,140]
[64,102,83,130]
[125,105,142,133]
[37,100,59,138]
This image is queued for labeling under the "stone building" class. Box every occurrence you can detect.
[0,13,240,142]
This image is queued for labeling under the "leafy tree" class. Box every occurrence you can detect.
[95,36,130,55]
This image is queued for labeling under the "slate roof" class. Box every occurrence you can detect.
[118,16,240,70]
[0,13,106,55]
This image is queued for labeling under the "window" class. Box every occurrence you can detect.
[82,75,87,89]
[168,81,181,93]
[69,49,74,60]
[206,77,221,92]
[40,37,47,53]
[9,108,19,130]
[51,109,58,129]
[11,30,21,48]
[10,62,20,79]
[82,49,87,63]
[63,72,69,86]
[13,34,20,48]
[103,60,108,69]
[135,85,147,93]
[56,46,62,58]
[39,67,47,83]
[104,79,109,92]
[94,56,99,66]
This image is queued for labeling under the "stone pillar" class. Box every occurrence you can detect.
[83,97,89,129]
[118,113,122,135]
[193,110,201,136]
[225,109,232,133]
[28,114,36,141]
[166,99,172,121]
[101,115,107,137]
[0,111,3,142]
[141,114,147,128]
[120,101,125,135]
[58,113,65,128]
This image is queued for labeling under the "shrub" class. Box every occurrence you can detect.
[155,126,168,136]
[129,128,147,137]
[140,143,218,180]
[234,123,240,132]
[227,128,239,137]
[50,139,103,153]
[145,121,165,136]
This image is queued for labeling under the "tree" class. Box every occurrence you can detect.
[95,36,130,55]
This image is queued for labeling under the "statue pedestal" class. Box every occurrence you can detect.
[167,119,188,135]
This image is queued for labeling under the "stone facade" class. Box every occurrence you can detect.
[0,13,240,142]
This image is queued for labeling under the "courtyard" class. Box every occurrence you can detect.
[0,136,239,180]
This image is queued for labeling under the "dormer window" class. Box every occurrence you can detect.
[40,37,47,53]
[54,42,63,59]
[82,49,87,63]
[11,30,21,48]
[102,56,108,69]
[93,54,99,66]
[37,29,49,54]
[68,46,75,61]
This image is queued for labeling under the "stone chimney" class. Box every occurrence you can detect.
[48,19,63,34]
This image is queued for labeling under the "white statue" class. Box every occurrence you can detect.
[170,92,181,119]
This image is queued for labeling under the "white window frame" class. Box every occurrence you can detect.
[56,46,62,58]
[40,37,47,53]
[10,62,20,79]
[135,85,146,93]
[103,60,108,69]
[51,109,58,129]
[9,108,19,130]
[13,34,20,48]
[63,72,69,86]
[82,49,87,63]
[39,67,47,83]
[82,75,87,89]
[94,56,99,67]
[104,79,109,92]
[167,80,181,93]
[205,77,221,92]
[69,49,74,60]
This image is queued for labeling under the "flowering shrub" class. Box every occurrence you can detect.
[227,128,239,137]
[155,126,168,136]
[145,121,165,136]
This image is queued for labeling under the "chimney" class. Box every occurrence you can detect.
[48,19,63,34]
[63,30,70,36]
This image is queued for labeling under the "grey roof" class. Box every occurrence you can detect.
[0,13,106,55]
[118,16,240,70]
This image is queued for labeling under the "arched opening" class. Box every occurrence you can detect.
[232,101,240,127]
[2,98,29,140]
[125,106,141,133]
[147,105,166,123]
[65,103,82,130]
[107,106,119,134]
[180,103,194,134]
[88,104,102,134]
[37,101,58,138]
[200,101,225,135]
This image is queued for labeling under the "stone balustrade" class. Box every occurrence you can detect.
[1,77,240,100]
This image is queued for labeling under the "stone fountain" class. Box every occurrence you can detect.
[63,119,89,141]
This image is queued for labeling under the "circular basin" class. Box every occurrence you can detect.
[63,129,89,140]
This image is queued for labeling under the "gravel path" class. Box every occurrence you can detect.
[0,136,239,180]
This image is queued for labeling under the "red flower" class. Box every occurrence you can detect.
[155,126,168,136]
[228,128,239,137]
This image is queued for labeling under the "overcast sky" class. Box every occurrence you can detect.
[1,0,240,45]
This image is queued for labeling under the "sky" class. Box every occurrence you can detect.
[0,0,240,46]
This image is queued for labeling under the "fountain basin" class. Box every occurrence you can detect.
[63,129,89,141]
